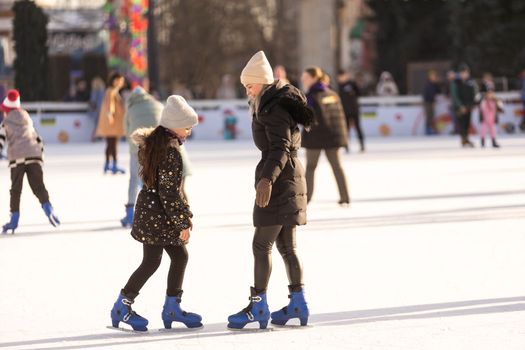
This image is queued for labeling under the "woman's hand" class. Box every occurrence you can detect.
[107,113,114,125]
[180,228,191,242]
[255,178,272,207]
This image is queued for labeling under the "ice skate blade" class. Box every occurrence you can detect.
[106,326,148,334]
[272,323,314,329]
[158,325,203,332]
[227,326,273,332]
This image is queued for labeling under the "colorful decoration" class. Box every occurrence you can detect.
[223,109,238,140]
[58,130,70,143]
[379,124,391,136]
[104,0,149,84]
[434,113,453,133]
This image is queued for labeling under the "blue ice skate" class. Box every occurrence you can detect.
[120,204,134,227]
[2,212,19,234]
[227,287,270,330]
[162,294,202,329]
[42,202,60,227]
[111,162,126,175]
[271,288,309,326]
[110,292,148,332]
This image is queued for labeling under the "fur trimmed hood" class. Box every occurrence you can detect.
[258,80,314,130]
[130,127,181,149]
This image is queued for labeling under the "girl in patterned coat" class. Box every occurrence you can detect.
[109,95,202,332]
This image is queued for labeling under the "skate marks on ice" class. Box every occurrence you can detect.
[345,188,525,204]
[303,203,525,231]
[0,223,128,238]
[310,295,525,327]
[226,324,312,332]
[106,325,203,334]
[3,296,524,350]
[192,200,525,232]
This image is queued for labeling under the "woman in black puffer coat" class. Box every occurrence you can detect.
[301,67,350,206]
[228,51,314,330]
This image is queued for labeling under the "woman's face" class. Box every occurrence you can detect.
[113,77,125,89]
[171,127,192,139]
[245,83,264,100]
[301,72,316,91]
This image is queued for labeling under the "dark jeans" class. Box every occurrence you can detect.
[123,244,188,297]
[305,148,350,203]
[105,137,118,163]
[457,108,472,143]
[252,225,303,293]
[423,102,435,134]
[521,102,525,131]
[347,115,365,149]
[10,163,50,213]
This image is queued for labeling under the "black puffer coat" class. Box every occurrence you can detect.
[252,80,313,227]
[129,128,192,246]
[302,82,348,149]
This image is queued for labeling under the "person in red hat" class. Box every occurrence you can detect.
[0,89,60,234]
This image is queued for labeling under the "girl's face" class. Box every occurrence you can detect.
[171,127,192,139]
[486,91,495,100]
[245,83,264,100]
[301,72,316,91]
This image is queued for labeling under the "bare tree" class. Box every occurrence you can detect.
[154,0,299,98]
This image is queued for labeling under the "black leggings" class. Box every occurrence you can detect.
[105,137,118,163]
[252,225,303,293]
[123,244,188,297]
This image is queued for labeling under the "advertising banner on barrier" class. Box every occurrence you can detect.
[25,93,524,143]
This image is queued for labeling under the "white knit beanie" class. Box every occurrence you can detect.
[240,51,274,86]
[160,95,199,129]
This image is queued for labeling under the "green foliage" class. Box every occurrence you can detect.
[367,0,525,91]
[13,0,49,101]
[448,0,525,79]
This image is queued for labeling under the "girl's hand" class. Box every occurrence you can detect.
[180,228,190,242]
[108,113,114,125]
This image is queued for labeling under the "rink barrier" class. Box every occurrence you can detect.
[20,92,524,144]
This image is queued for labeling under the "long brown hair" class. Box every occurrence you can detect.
[305,66,332,86]
[304,66,324,82]
[138,126,170,189]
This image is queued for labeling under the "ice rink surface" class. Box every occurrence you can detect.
[1,136,524,350]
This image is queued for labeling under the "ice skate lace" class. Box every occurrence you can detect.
[122,298,141,321]
[241,296,263,319]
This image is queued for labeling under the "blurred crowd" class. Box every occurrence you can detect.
[35,62,525,151]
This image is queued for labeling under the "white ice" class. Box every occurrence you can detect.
[1,136,524,350]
